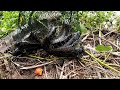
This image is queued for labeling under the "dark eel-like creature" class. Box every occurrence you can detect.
[0,11,84,58]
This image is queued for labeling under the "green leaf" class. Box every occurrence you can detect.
[95,45,113,52]
[79,23,87,35]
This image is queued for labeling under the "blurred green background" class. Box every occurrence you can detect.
[0,11,120,39]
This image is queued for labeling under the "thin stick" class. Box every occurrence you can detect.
[100,37,120,50]
[59,65,65,79]
[81,34,89,42]
[59,61,73,79]
[20,61,54,70]
[28,55,59,61]
[55,65,61,77]
[99,30,102,45]
[111,52,120,57]
[44,66,48,79]
[3,59,11,71]
[64,68,78,78]
[108,64,120,68]
[85,50,120,74]
[11,60,22,67]
[101,30,116,38]
[103,52,111,62]
[11,62,23,79]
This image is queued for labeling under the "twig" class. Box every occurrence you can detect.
[101,30,116,38]
[20,61,54,70]
[85,50,120,74]
[13,56,44,63]
[3,59,11,71]
[77,59,86,67]
[82,58,98,64]
[11,62,23,79]
[111,52,120,57]
[59,65,65,79]
[72,60,75,70]
[103,52,111,62]
[100,37,120,50]
[59,61,73,79]
[96,71,102,79]
[81,34,89,42]
[55,65,61,77]
[11,60,22,67]
[64,68,78,78]
[28,55,59,61]
[99,30,102,45]
[116,39,119,46]
[108,64,120,68]
[44,66,48,79]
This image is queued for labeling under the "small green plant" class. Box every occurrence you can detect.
[95,44,113,52]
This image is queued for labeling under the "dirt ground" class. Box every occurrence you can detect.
[1,29,120,79]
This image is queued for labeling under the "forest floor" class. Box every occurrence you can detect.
[1,29,120,79]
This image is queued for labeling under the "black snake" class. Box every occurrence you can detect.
[0,11,84,58]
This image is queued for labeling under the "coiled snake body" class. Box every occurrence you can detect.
[0,11,84,58]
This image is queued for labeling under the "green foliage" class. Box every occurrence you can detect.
[95,45,113,52]
[0,11,119,38]
[76,11,113,33]
[113,16,120,31]
[0,11,19,38]
[61,11,114,35]
[0,11,19,30]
